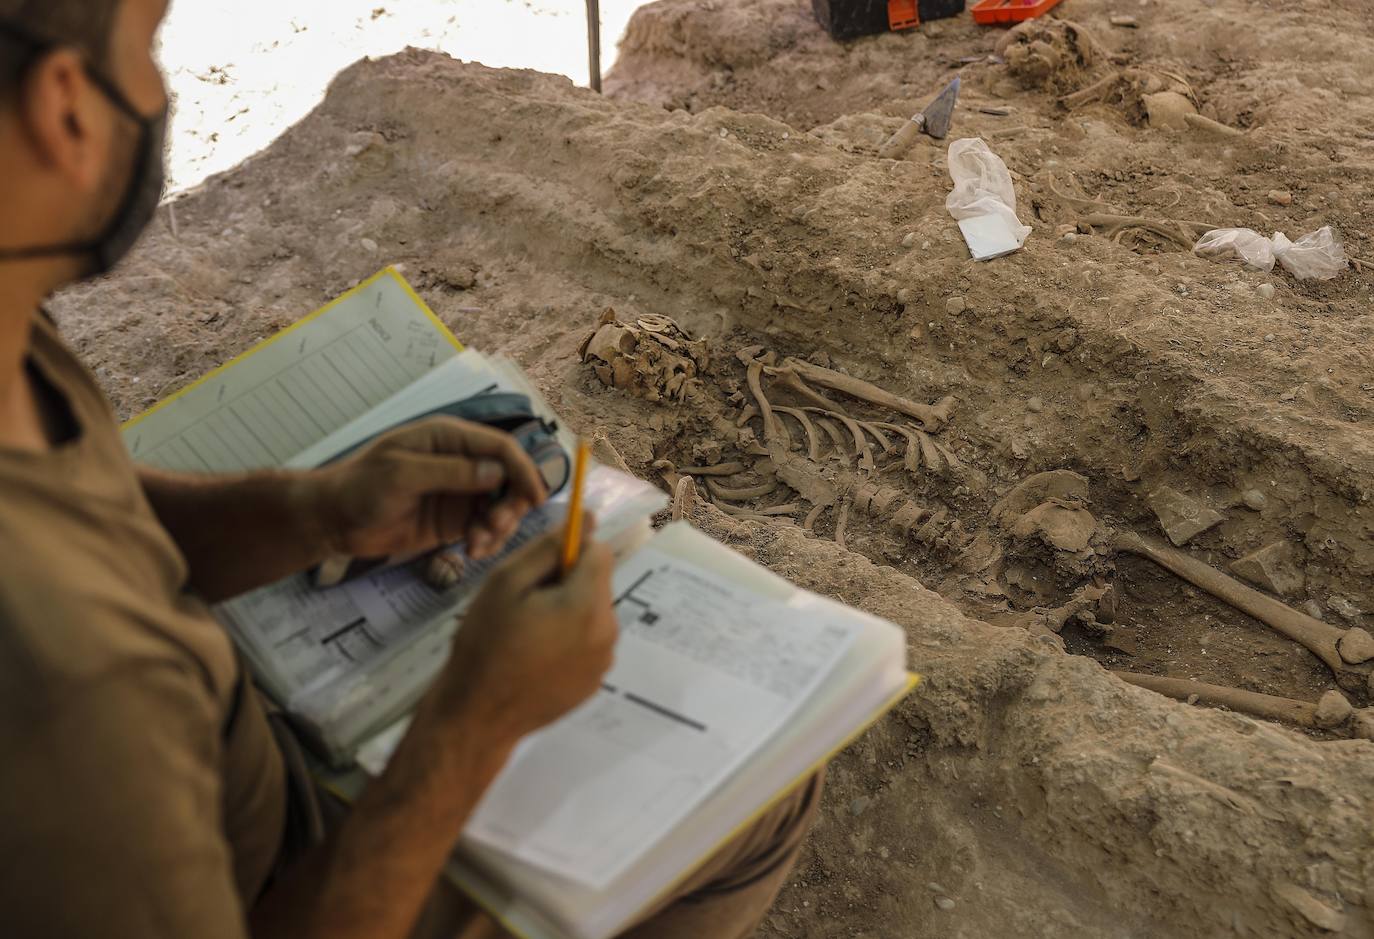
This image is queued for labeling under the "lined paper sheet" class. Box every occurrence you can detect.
[121,269,459,471]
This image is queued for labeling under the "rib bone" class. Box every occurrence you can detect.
[774,406,823,462]
[806,407,874,472]
[671,475,697,522]
[859,421,896,454]
[674,462,747,477]
[745,358,791,450]
[813,417,852,468]
[707,477,778,502]
[875,422,926,477]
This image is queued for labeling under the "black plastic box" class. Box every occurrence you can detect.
[811,0,966,41]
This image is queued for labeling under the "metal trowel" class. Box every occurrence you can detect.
[877,76,961,159]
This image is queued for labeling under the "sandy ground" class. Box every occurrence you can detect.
[160,0,651,191]
[54,0,1374,935]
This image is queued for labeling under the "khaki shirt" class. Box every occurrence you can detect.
[0,315,286,937]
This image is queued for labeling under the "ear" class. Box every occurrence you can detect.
[16,48,114,195]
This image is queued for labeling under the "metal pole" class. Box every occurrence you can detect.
[586,0,602,93]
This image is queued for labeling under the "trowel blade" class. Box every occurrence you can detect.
[919,77,961,139]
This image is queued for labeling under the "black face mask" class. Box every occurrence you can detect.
[0,21,167,276]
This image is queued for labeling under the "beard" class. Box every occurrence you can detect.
[73,113,141,278]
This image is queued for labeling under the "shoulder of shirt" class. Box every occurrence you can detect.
[0,557,217,714]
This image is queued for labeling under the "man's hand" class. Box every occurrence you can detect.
[423,521,619,743]
[302,416,550,563]
[251,523,617,939]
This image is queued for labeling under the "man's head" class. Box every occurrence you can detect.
[0,0,168,291]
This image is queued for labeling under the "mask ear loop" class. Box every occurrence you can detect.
[0,21,80,261]
[0,22,162,266]
[0,19,140,116]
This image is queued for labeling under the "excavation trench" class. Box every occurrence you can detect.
[54,45,1374,939]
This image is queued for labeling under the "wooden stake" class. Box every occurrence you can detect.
[586,0,602,93]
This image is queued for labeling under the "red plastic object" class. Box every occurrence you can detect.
[888,0,920,30]
[971,0,1065,24]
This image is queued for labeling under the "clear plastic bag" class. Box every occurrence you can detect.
[1194,225,1347,280]
[945,138,1031,259]
[1192,228,1276,272]
[1272,226,1347,281]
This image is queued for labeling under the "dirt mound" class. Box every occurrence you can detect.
[53,0,1374,932]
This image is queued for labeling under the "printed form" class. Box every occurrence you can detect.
[219,504,555,700]
[460,546,859,889]
[219,464,666,740]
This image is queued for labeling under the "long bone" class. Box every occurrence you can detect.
[1115,531,1374,692]
[767,366,852,418]
[1117,673,1354,734]
[781,357,955,431]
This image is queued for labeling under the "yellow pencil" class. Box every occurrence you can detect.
[560,439,591,576]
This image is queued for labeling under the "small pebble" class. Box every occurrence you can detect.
[1060,231,1079,245]
[1257,283,1276,300]
[360,237,378,253]
[946,296,967,315]
[927,882,949,894]
[849,796,872,817]
[1027,396,1044,413]
[1109,13,1139,26]
[935,896,956,911]
[1241,489,1267,511]
[1329,595,1363,620]
[1264,333,1276,342]
[1302,600,1324,621]
[902,232,918,248]
[1267,190,1293,206]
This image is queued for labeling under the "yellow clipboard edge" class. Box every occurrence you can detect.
[457,670,923,939]
[120,265,461,431]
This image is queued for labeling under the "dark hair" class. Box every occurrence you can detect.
[0,0,122,94]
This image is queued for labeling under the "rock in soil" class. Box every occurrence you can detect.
[1148,486,1226,546]
[1230,542,1305,598]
